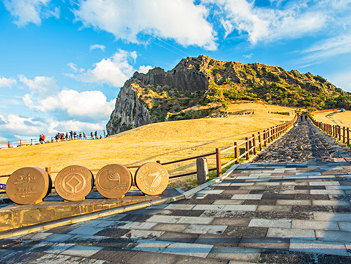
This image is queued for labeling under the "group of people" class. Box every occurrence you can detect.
[39,130,106,143]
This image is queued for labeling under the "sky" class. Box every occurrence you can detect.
[1,0,351,142]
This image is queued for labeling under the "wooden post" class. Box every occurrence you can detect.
[263,130,267,147]
[245,137,249,160]
[343,127,346,143]
[267,129,270,143]
[332,125,335,137]
[252,134,257,155]
[339,126,341,141]
[348,128,350,146]
[196,158,209,184]
[258,132,262,151]
[216,148,222,177]
[45,167,51,175]
[234,142,239,164]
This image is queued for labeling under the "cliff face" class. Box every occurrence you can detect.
[107,55,347,136]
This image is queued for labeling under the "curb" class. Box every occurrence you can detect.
[0,164,239,240]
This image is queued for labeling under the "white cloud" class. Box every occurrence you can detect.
[202,0,326,45]
[90,44,106,51]
[24,89,115,119]
[243,53,253,59]
[0,114,46,137]
[138,65,153,74]
[67,62,84,73]
[66,49,151,87]
[47,120,104,134]
[19,75,58,97]
[0,76,17,88]
[73,0,217,50]
[3,0,60,27]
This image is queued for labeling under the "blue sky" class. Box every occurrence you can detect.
[1,0,351,142]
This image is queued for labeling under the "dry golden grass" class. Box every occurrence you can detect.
[0,103,296,185]
[314,110,351,128]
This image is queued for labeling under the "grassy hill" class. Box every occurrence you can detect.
[1,103,295,188]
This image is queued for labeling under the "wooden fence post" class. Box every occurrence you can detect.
[216,148,222,177]
[252,134,257,155]
[343,127,346,143]
[348,128,350,146]
[339,126,341,141]
[245,137,250,160]
[263,130,267,147]
[234,142,239,164]
[258,132,262,151]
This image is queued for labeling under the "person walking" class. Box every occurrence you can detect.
[95,131,98,139]
[83,132,87,140]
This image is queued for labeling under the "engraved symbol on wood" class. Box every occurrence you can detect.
[96,164,132,199]
[135,162,169,196]
[55,165,93,201]
[6,167,51,205]
[63,174,85,193]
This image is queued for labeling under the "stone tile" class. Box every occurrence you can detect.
[194,234,240,247]
[133,241,170,253]
[184,224,227,235]
[122,230,164,240]
[223,190,250,194]
[239,237,290,250]
[177,216,214,224]
[230,183,254,186]
[224,205,257,211]
[157,232,199,243]
[68,226,103,236]
[232,194,263,200]
[198,190,223,194]
[224,226,268,237]
[239,186,266,190]
[169,210,205,217]
[314,212,351,221]
[309,182,340,186]
[146,215,181,223]
[192,205,226,211]
[211,218,250,226]
[163,242,213,258]
[249,219,292,229]
[257,205,292,212]
[208,247,261,262]
[126,251,180,264]
[276,200,311,206]
[164,204,196,210]
[213,200,243,205]
[292,220,339,230]
[326,185,351,190]
[338,222,351,232]
[267,228,315,239]
[316,230,351,243]
[61,245,103,257]
[44,243,75,254]
[280,190,310,194]
[152,223,189,233]
[42,234,75,243]
[290,238,348,256]
[118,221,158,230]
[312,200,350,206]
[310,190,345,195]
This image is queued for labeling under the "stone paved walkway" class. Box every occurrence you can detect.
[254,118,351,163]
[1,119,351,263]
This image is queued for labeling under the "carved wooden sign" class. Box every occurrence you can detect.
[6,167,51,205]
[134,162,169,195]
[96,164,132,199]
[55,165,93,201]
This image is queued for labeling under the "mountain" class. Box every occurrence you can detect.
[106,55,350,135]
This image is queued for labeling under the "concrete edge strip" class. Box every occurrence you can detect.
[0,164,239,240]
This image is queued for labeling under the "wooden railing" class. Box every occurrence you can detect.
[309,115,351,147]
[0,115,297,192]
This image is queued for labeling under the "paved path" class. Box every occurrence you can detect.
[254,118,351,163]
[1,120,351,263]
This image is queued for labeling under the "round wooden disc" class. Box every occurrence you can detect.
[135,162,169,195]
[96,164,132,199]
[55,165,93,201]
[6,167,50,205]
